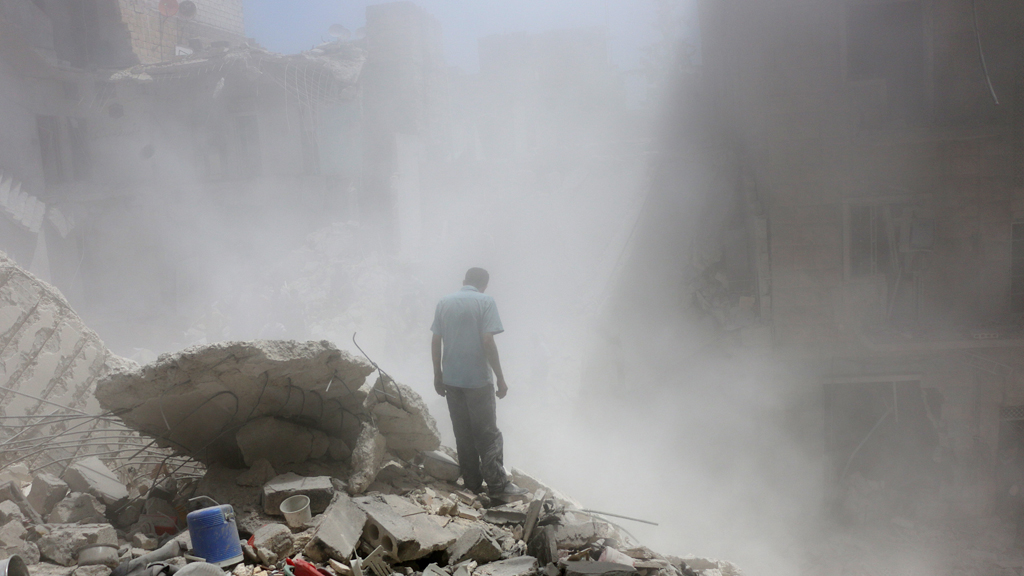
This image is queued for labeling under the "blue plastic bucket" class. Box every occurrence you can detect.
[186,502,243,567]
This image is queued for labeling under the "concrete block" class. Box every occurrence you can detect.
[253,523,293,560]
[47,492,106,524]
[62,458,128,506]
[563,562,637,576]
[27,473,69,517]
[303,492,366,562]
[446,527,501,565]
[0,464,32,487]
[354,494,456,562]
[262,473,334,516]
[475,556,538,576]
[37,523,117,566]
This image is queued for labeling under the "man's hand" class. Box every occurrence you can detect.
[496,377,508,399]
[431,334,444,397]
[434,374,446,397]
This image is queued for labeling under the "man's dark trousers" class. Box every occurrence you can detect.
[445,384,507,492]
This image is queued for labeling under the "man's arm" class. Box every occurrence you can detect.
[481,332,507,399]
[431,334,444,397]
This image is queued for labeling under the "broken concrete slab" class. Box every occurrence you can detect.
[62,458,128,506]
[354,493,457,562]
[0,482,42,525]
[0,501,26,526]
[47,493,106,524]
[236,459,277,487]
[0,465,32,487]
[475,556,538,576]
[37,523,117,566]
[253,523,293,560]
[302,492,366,562]
[131,532,158,550]
[422,451,461,482]
[554,516,618,549]
[563,562,637,576]
[262,473,334,516]
[27,473,69,517]
[446,527,501,565]
[94,340,376,467]
[365,377,441,453]
[348,424,387,495]
[0,520,40,563]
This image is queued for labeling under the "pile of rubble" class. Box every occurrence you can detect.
[0,338,742,576]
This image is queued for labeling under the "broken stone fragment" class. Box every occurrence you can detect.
[563,562,637,576]
[131,532,158,550]
[302,492,366,562]
[0,481,44,525]
[262,473,334,516]
[62,458,128,506]
[237,459,277,487]
[475,556,539,576]
[252,523,293,560]
[37,523,117,566]
[366,377,441,453]
[0,501,27,526]
[73,566,112,576]
[0,464,32,487]
[27,473,70,517]
[48,493,106,524]
[553,516,617,549]
[0,519,40,563]
[446,527,501,565]
[347,424,386,495]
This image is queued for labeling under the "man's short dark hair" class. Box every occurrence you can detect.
[464,267,489,289]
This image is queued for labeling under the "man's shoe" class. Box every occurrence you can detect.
[488,482,529,502]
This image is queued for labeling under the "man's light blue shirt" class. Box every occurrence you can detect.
[431,285,504,388]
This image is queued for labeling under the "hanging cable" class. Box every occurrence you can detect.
[971,0,999,104]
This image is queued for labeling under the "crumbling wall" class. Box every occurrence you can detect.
[0,250,127,467]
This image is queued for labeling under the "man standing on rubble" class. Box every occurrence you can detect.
[431,267,528,502]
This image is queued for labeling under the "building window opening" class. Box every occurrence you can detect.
[846,1,925,123]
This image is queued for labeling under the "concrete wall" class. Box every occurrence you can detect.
[116,0,245,64]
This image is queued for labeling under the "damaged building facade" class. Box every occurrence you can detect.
[664,0,1024,523]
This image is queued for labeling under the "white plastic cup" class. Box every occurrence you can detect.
[280,495,312,528]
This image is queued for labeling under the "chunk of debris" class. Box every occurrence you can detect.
[446,527,502,565]
[0,482,43,525]
[303,492,367,562]
[62,457,128,506]
[563,562,638,576]
[37,523,117,566]
[475,556,539,576]
[253,523,294,560]
[0,501,27,526]
[354,494,457,562]
[0,519,40,563]
[47,492,106,524]
[366,377,442,453]
[262,473,334,516]
[94,340,376,467]
[348,425,387,495]
[422,451,461,482]
[27,473,70,516]
[131,532,159,550]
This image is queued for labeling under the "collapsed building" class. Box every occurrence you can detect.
[0,252,741,576]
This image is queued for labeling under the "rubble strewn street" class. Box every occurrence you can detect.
[0,336,742,576]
